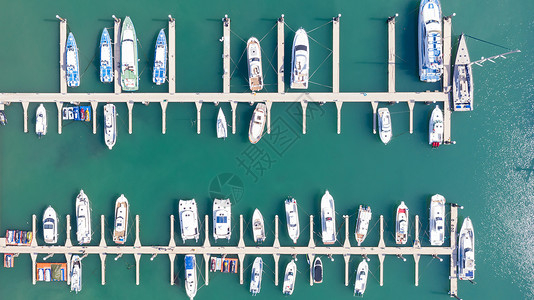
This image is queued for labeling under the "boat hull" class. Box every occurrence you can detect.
[104,104,117,150]
[396,201,409,244]
[153,29,168,85]
[355,205,372,246]
[66,32,80,87]
[429,194,445,246]
[43,206,58,244]
[100,28,113,83]
[429,105,444,147]
[452,34,474,111]
[179,199,200,242]
[249,103,267,144]
[354,260,368,296]
[418,0,443,82]
[250,257,263,295]
[76,190,92,245]
[282,260,297,295]
[216,108,228,139]
[70,255,82,293]
[290,28,309,89]
[321,190,336,245]
[458,217,475,280]
[285,198,300,243]
[378,108,392,144]
[35,104,47,137]
[121,16,139,91]
[113,195,129,244]
[252,209,265,243]
[213,198,231,240]
[313,257,323,283]
[184,255,197,299]
[247,37,263,92]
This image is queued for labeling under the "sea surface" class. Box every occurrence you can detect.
[0,0,533,299]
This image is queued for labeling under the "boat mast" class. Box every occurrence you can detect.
[470,49,521,67]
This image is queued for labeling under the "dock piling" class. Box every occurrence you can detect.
[91,101,98,134]
[168,16,176,94]
[238,214,245,284]
[22,102,29,133]
[343,215,351,286]
[277,15,285,93]
[222,15,231,93]
[113,16,121,94]
[56,101,63,134]
[127,101,134,134]
[161,101,168,134]
[336,101,343,134]
[273,215,280,248]
[301,101,307,134]
[195,101,202,134]
[450,206,459,297]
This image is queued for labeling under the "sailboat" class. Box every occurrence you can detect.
[153,29,167,85]
[418,0,443,82]
[247,37,263,92]
[113,194,129,245]
[100,28,113,83]
[76,190,92,245]
[213,198,231,240]
[66,32,80,87]
[285,198,300,244]
[355,205,372,246]
[429,105,444,148]
[216,108,228,139]
[429,194,445,246]
[378,107,392,144]
[282,260,297,295]
[35,104,47,137]
[121,16,139,91]
[354,260,368,296]
[458,217,475,280]
[290,28,309,89]
[104,104,116,150]
[395,201,409,245]
[184,255,197,300]
[252,209,266,243]
[321,190,336,245]
[179,199,200,242]
[70,255,82,293]
[452,33,474,111]
[43,206,58,244]
[249,257,263,296]
[248,103,267,144]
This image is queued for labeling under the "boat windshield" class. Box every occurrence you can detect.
[295,45,307,51]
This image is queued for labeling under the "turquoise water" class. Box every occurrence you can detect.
[0,0,533,299]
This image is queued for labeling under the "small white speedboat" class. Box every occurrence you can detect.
[378,107,392,144]
[355,205,372,246]
[216,108,227,139]
[184,254,197,299]
[247,37,263,92]
[429,105,444,148]
[313,257,323,284]
[179,199,200,242]
[290,28,309,89]
[104,104,117,150]
[282,260,297,295]
[36,104,47,137]
[396,201,409,245]
[213,198,231,240]
[113,194,129,245]
[429,194,446,246]
[249,103,267,144]
[285,198,300,244]
[249,257,263,296]
[354,260,368,296]
[252,208,266,243]
[70,255,82,293]
[43,206,58,244]
[76,190,92,245]
[321,190,336,245]
[458,217,475,280]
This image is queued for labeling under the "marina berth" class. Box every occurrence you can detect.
[249,257,263,296]
[252,208,266,243]
[321,190,336,245]
[247,37,264,92]
[184,255,197,300]
[153,29,168,85]
[121,16,139,91]
[248,103,267,144]
[290,28,309,89]
[76,190,92,245]
[213,198,231,240]
[452,33,474,111]
[104,104,117,150]
[42,206,58,244]
[66,32,80,87]
[429,194,445,246]
[418,0,443,82]
[458,217,475,280]
[99,28,113,83]
[429,105,444,148]
[35,104,47,137]
[284,198,300,244]
[282,260,297,295]
[179,199,200,242]
[113,194,129,244]
[395,201,409,245]
[378,107,392,144]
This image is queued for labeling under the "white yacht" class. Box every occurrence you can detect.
[213,198,231,241]
[179,199,200,242]
[285,198,300,244]
[247,37,263,92]
[282,260,297,295]
[313,257,323,284]
[70,255,82,293]
[113,194,129,245]
[395,201,409,245]
[290,28,309,89]
[249,257,263,296]
[104,104,117,150]
[378,107,392,144]
[429,194,446,246]
[43,206,58,244]
[216,108,227,139]
[355,205,372,246]
[418,0,443,82]
[35,104,47,137]
[453,33,474,111]
[321,190,336,245]
[354,260,368,296]
[249,103,267,144]
[76,190,92,245]
[252,209,266,243]
[429,105,444,148]
[184,254,197,300]
[458,217,475,280]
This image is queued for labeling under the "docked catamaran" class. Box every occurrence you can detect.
[247,37,263,92]
[418,0,443,82]
[355,205,372,246]
[282,260,297,295]
[249,103,267,144]
[429,105,444,148]
[453,33,474,111]
[249,257,263,296]
[100,28,113,83]
[70,255,82,293]
[216,108,228,139]
[184,254,197,300]
[35,104,47,137]
[113,194,129,245]
[153,29,167,85]
[458,217,475,280]
[429,194,446,246]
[66,32,80,87]
[378,107,392,145]
[121,16,139,91]
[179,199,200,242]
[290,28,309,89]
[104,104,117,150]
[213,198,231,240]
[76,190,92,245]
[396,201,409,245]
[252,208,266,243]
[285,198,300,244]
[43,206,58,244]
[321,190,336,245]
[354,260,368,296]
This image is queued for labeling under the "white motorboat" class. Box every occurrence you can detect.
[76,190,92,245]
[252,208,266,243]
[285,198,300,244]
[113,194,129,245]
[290,28,309,89]
[282,260,297,295]
[184,254,197,300]
[248,103,267,144]
[453,33,474,111]
[70,255,82,293]
[355,205,372,246]
[313,257,323,284]
[458,217,475,280]
[216,108,228,139]
[378,107,392,144]
[321,190,336,245]
[395,201,409,245]
[429,194,446,246]
[429,105,444,148]
[43,206,58,244]
[213,198,231,240]
[354,260,368,296]
[249,257,263,296]
[418,0,443,82]
[247,37,263,92]
[104,104,117,150]
[179,199,200,242]
[120,16,139,91]
[35,104,47,137]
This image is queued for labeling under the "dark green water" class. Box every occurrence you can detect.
[0,0,533,299]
